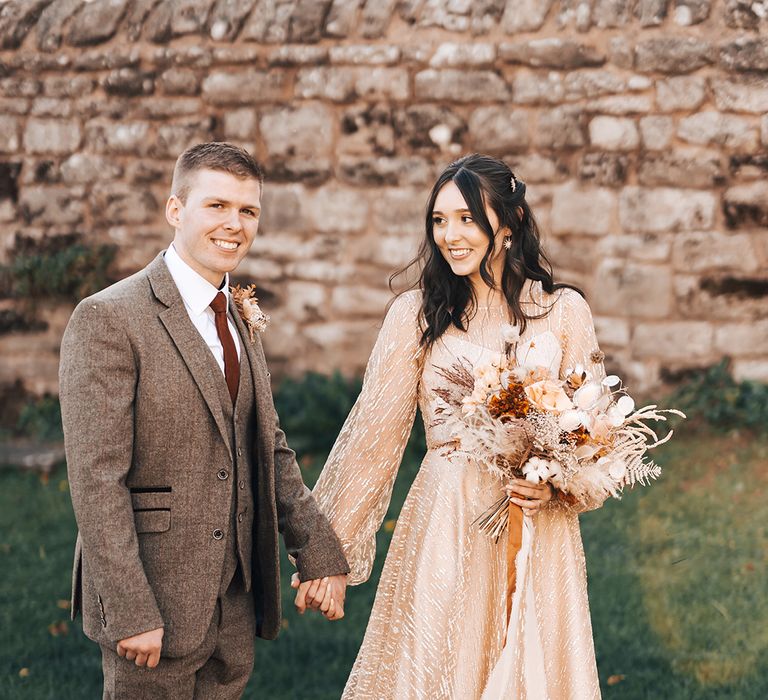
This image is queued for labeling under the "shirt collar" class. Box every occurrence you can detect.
[164,243,230,316]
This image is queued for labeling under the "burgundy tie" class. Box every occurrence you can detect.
[210,292,239,403]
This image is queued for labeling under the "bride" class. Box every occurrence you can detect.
[306,154,606,699]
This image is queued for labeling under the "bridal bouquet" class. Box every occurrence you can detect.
[433,325,685,540]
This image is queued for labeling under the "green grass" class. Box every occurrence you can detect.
[1,428,766,699]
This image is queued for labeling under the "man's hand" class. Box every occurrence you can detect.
[116,627,164,668]
[292,573,347,620]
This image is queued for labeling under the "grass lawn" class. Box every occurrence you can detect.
[1,427,766,699]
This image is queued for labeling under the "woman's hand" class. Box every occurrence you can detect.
[505,477,553,516]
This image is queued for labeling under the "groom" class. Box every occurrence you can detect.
[59,142,349,698]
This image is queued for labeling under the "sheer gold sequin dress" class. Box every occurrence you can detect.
[312,281,607,699]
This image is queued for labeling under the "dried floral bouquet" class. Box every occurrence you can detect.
[433,325,685,540]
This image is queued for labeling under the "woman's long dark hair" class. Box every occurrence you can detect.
[391,153,582,348]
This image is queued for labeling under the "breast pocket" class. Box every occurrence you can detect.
[130,488,172,534]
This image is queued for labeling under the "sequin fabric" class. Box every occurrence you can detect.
[312,281,607,699]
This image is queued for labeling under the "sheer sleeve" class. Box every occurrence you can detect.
[556,288,610,514]
[311,291,424,584]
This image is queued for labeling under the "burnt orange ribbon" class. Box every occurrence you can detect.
[506,501,525,620]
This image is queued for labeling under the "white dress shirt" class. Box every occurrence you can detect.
[163,243,241,377]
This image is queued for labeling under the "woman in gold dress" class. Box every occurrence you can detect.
[310,154,607,699]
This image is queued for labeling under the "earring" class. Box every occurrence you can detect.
[503,236,512,250]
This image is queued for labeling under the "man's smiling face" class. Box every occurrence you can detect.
[166,168,262,287]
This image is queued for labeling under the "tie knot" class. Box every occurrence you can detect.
[210,291,227,314]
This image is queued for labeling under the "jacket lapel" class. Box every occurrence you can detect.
[146,252,232,460]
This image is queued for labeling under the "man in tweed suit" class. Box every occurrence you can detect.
[59,142,349,698]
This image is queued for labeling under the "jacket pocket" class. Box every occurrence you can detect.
[133,508,171,534]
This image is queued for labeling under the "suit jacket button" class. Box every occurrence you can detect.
[212,529,224,540]
[238,480,245,490]
[217,469,229,480]
[237,513,244,523]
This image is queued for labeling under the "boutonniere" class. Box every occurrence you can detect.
[231,284,270,341]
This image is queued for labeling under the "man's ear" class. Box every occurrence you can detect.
[165,194,183,229]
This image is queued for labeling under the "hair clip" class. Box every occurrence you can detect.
[510,176,517,192]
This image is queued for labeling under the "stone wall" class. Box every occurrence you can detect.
[1,0,767,397]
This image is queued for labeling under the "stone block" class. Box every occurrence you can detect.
[578,153,628,187]
[550,184,616,235]
[67,0,128,46]
[732,360,768,383]
[360,0,398,38]
[338,156,432,187]
[501,0,553,32]
[43,75,96,99]
[556,0,593,31]
[593,316,630,347]
[152,46,212,68]
[36,0,83,52]
[510,154,569,183]
[673,0,711,25]
[282,281,328,323]
[678,112,759,152]
[284,260,358,283]
[675,274,768,322]
[468,107,529,153]
[588,95,653,115]
[672,232,758,273]
[414,69,509,102]
[0,115,20,153]
[207,0,258,42]
[595,233,672,263]
[85,119,151,155]
[371,187,428,235]
[365,231,421,269]
[237,256,284,283]
[711,76,768,115]
[331,285,392,317]
[31,98,72,118]
[103,68,154,97]
[500,39,604,68]
[535,107,585,149]
[633,321,713,360]
[635,38,714,73]
[259,184,309,234]
[0,98,30,116]
[589,117,639,151]
[268,45,328,66]
[296,67,409,101]
[73,46,141,70]
[720,38,768,72]
[0,0,50,50]
[20,186,84,225]
[222,107,257,141]
[723,182,768,228]
[393,105,466,152]
[620,187,715,233]
[329,45,400,65]
[158,68,200,95]
[288,0,333,42]
[639,116,674,151]
[638,152,724,188]
[594,0,635,26]
[202,70,288,105]
[151,118,215,159]
[241,0,293,42]
[23,118,82,154]
[724,0,768,30]
[564,70,626,100]
[304,185,370,234]
[430,42,495,68]
[608,37,634,69]
[260,103,334,184]
[512,71,564,105]
[60,153,123,184]
[325,0,359,37]
[338,103,395,156]
[91,183,159,226]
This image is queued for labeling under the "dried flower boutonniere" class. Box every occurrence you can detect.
[231,284,270,341]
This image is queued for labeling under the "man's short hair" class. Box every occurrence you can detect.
[171,142,265,203]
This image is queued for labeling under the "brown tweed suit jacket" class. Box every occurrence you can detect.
[59,252,349,657]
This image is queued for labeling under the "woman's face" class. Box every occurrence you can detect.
[431,181,507,291]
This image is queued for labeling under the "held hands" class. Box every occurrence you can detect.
[116,627,164,668]
[291,573,347,621]
[505,477,554,516]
